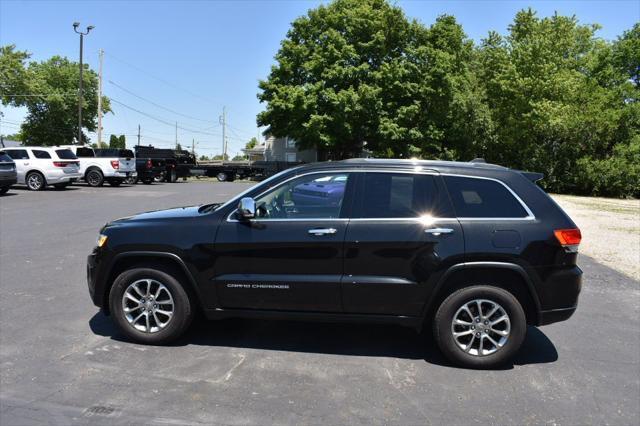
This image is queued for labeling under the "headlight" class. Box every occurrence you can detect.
[97,234,108,248]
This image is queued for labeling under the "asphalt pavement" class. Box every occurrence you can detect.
[1,181,638,425]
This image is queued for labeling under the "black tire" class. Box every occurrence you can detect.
[0,187,9,195]
[26,171,46,191]
[86,168,104,187]
[433,285,526,369]
[109,267,194,344]
[53,183,70,190]
[124,176,137,185]
[142,178,153,185]
[108,179,122,187]
[154,173,165,183]
[216,172,227,182]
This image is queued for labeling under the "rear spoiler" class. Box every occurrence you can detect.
[518,170,544,183]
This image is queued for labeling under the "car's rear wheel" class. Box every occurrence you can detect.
[26,171,46,191]
[216,172,227,182]
[433,285,526,369]
[109,267,194,344]
[86,169,104,187]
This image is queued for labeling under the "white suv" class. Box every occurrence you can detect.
[3,147,82,191]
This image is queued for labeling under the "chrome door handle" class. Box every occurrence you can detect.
[308,228,337,236]
[424,228,454,236]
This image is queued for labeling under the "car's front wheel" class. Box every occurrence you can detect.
[109,267,194,344]
[433,285,526,369]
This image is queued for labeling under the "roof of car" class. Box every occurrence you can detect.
[298,158,509,172]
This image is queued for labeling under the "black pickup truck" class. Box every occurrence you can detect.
[134,157,165,184]
[134,145,195,183]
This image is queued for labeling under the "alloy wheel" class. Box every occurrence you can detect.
[27,173,43,190]
[451,299,511,356]
[122,279,175,333]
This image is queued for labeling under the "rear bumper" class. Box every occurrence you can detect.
[48,171,82,184]
[536,265,582,325]
[0,176,17,187]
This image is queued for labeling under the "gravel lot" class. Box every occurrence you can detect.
[552,195,640,281]
[1,182,639,425]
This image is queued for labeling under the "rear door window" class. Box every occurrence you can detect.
[443,176,529,218]
[5,149,29,160]
[356,173,441,218]
[33,150,52,159]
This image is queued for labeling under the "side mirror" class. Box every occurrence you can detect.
[237,197,256,220]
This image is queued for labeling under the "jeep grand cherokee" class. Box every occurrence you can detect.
[87,159,582,368]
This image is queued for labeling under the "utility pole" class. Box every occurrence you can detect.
[72,22,94,145]
[175,121,178,148]
[97,49,104,147]
[137,124,141,146]
[219,106,226,161]
[191,138,195,155]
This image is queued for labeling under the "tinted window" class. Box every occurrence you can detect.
[357,173,439,218]
[75,147,95,157]
[55,149,77,160]
[444,176,528,218]
[96,149,134,158]
[5,149,29,160]
[33,150,52,159]
[254,173,349,219]
[0,152,13,162]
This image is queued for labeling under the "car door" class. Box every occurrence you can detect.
[342,171,465,316]
[4,149,30,183]
[213,171,354,312]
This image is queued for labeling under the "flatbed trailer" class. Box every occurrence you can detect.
[191,161,302,182]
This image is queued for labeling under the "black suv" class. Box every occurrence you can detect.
[87,159,582,368]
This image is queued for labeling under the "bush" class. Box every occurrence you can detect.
[574,136,640,198]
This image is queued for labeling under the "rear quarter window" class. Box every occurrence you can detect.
[75,147,95,158]
[0,152,13,162]
[55,149,78,160]
[33,150,52,159]
[444,175,529,218]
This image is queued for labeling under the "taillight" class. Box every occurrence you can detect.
[110,160,119,169]
[53,161,67,167]
[554,228,581,250]
[146,159,152,169]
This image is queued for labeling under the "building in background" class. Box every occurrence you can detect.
[243,136,317,163]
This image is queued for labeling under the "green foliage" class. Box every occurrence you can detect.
[257,0,488,159]
[232,154,247,161]
[0,45,111,146]
[245,137,258,150]
[259,2,639,197]
[199,154,210,161]
[109,134,125,149]
[213,154,229,161]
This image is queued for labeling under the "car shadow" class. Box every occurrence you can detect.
[0,192,19,197]
[89,312,557,369]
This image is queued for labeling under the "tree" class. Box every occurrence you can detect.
[232,154,247,161]
[199,154,210,161]
[477,10,639,194]
[245,137,258,150]
[109,134,125,149]
[176,142,183,151]
[0,45,111,146]
[213,154,229,161]
[257,0,487,159]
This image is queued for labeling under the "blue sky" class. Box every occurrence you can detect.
[1,0,638,156]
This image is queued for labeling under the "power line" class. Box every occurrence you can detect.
[107,80,216,124]
[102,51,218,105]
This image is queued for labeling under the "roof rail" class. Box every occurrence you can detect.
[469,158,486,163]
